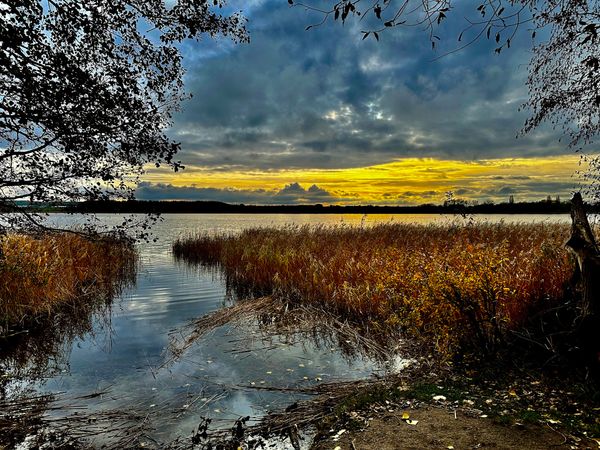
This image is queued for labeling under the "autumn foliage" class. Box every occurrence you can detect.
[0,233,136,327]
[173,222,574,357]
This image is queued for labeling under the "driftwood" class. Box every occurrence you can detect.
[565,193,600,364]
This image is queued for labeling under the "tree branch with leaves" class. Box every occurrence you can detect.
[0,0,248,236]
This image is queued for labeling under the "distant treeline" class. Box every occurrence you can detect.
[20,198,599,214]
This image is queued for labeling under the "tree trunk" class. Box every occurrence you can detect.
[565,192,600,365]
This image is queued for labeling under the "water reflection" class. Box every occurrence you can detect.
[1,301,111,385]
[167,295,394,368]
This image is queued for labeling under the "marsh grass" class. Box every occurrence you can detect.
[173,222,574,358]
[0,232,137,329]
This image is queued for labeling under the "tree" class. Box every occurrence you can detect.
[0,0,247,234]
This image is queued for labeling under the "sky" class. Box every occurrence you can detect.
[138,0,586,205]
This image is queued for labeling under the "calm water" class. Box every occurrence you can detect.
[7,213,571,445]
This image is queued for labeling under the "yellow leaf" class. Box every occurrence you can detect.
[401,412,410,420]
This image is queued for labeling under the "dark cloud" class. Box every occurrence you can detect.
[394,190,441,199]
[455,189,471,195]
[136,181,345,204]
[483,180,577,200]
[167,0,567,172]
[491,175,532,180]
[498,186,518,195]
[274,182,339,203]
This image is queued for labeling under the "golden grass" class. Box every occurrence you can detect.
[173,222,574,357]
[0,232,137,326]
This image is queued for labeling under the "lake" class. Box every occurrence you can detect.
[3,213,571,446]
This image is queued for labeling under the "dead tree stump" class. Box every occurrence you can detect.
[565,192,600,366]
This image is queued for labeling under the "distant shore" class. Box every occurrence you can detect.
[15,198,587,215]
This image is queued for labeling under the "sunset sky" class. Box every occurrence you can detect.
[139,0,586,205]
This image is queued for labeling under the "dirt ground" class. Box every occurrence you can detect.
[313,406,598,450]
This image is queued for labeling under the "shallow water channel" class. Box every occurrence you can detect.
[2,213,570,446]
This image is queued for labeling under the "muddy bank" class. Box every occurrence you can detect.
[314,406,596,450]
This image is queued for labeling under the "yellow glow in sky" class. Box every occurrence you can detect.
[143,154,585,204]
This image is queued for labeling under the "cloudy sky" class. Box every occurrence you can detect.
[139,0,584,205]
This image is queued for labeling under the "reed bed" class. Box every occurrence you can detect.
[0,232,137,328]
[173,222,574,357]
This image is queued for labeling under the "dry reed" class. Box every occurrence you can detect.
[173,222,574,357]
[0,232,137,328]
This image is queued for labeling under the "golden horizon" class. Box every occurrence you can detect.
[142,154,585,205]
